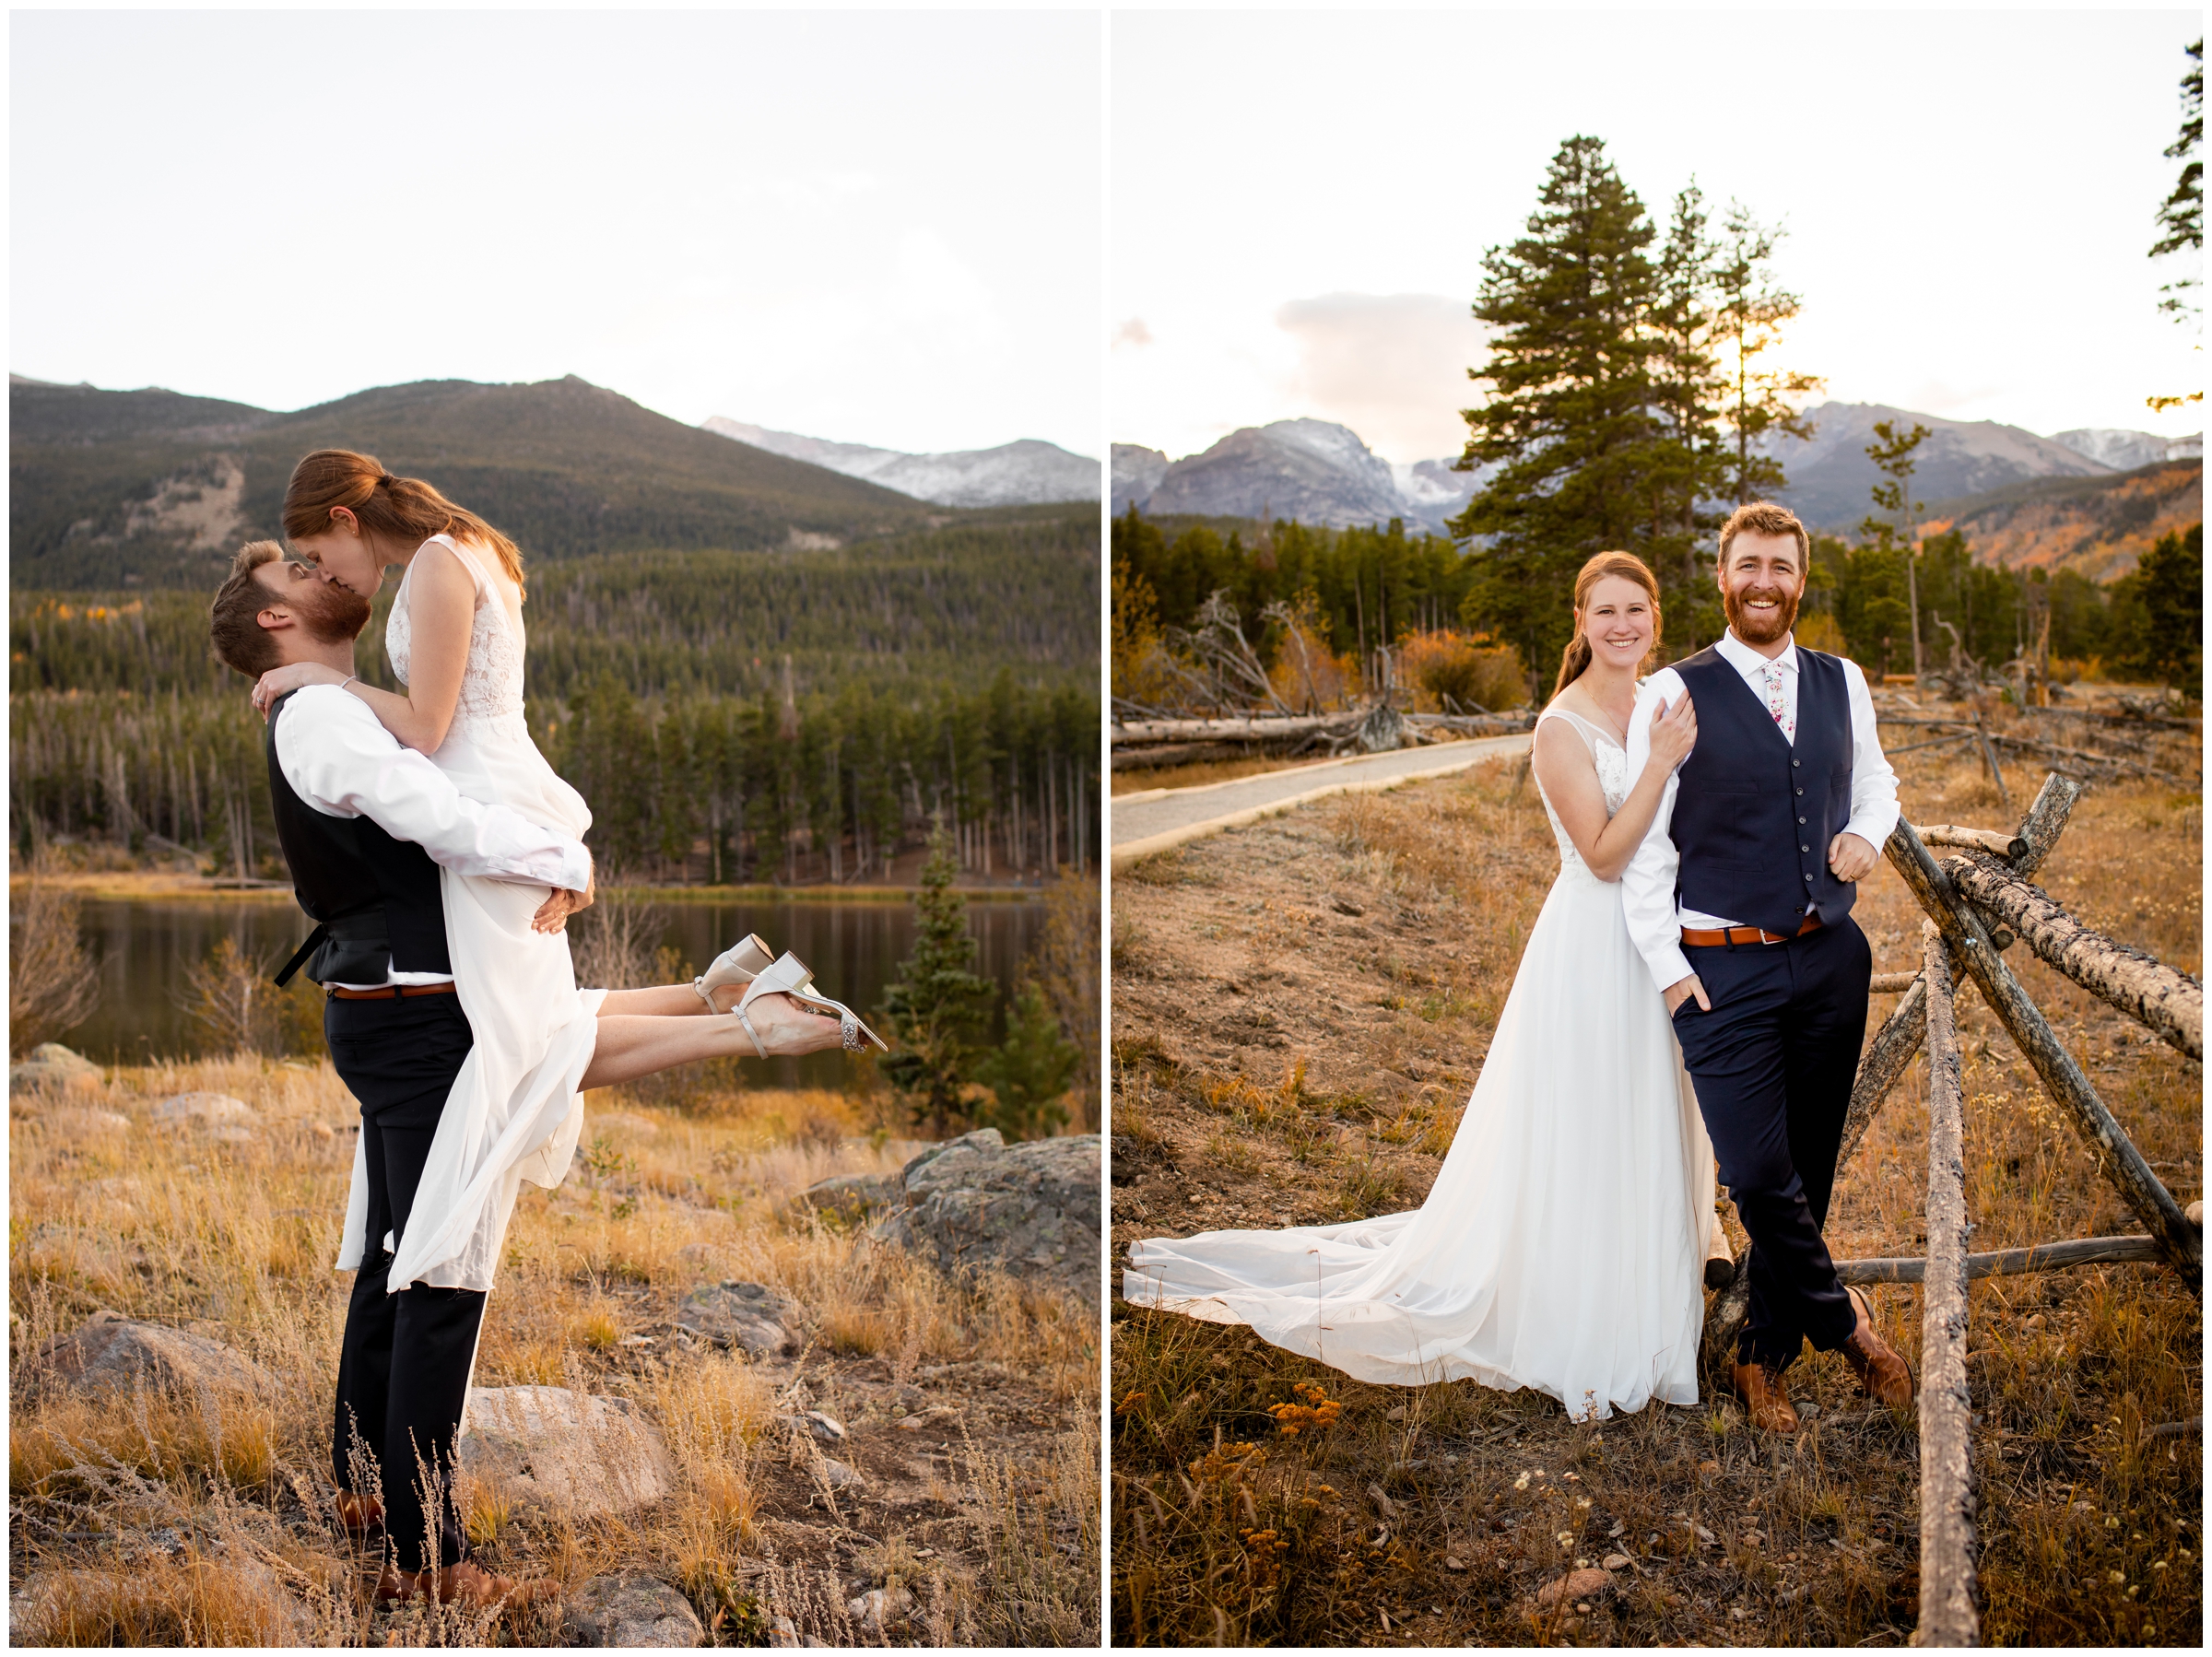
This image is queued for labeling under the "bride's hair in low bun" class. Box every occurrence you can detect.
[282,449,528,595]
[1555,550,1662,698]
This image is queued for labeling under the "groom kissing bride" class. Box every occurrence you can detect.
[1127,501,1912,1432]
[207,452,885,1614]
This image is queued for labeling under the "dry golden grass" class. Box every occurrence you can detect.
[1109,706,2201,1646]
[10,1064,1100,1646]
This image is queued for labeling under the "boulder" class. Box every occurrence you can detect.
[151,1092,257,1126]
[872,1131,1101,1299]
[34,1310,275,1401]
[792,1172,900,1225]
[459,1386,673,1517]
[11,1044,103,1095]
[846,1585,914,1628]
[677,1280,803,1357]
[569,1574,705,1648]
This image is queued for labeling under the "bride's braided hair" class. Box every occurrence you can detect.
[281,449,528,595]
[1554,550,1662,698]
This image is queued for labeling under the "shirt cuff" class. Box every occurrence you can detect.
[555,841,593,894]
[1644,944,1695,998]
[1841,807,1900,851]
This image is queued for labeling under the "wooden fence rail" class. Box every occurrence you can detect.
[1918,922,1979,1647]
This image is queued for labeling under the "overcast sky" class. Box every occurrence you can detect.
[10,10,1101,457]
[1112,8,2204,463]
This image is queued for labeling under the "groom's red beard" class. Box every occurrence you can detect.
[1724,580,1801,645]
[297,578,373,644]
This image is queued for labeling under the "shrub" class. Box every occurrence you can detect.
[1397,630,1527,713]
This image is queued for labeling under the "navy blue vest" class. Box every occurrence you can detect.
[1668,644,1856,936]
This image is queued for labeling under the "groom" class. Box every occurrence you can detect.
[1623,501,1914,1433]
[208,540,587,1609]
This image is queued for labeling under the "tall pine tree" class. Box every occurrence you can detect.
[1451,135,1668,685]
[1712,202,1825,506]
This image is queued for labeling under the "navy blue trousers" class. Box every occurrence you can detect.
[1670,916,1869,1369]
[324,992,484,1574]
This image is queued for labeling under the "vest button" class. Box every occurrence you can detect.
[1795,788,1804,796]
[1798,816,1806,824]
[1793,758,1800,767]
[1801,844,1810,852]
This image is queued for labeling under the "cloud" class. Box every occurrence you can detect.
[1114,317,1154,348]
[1275,292,1486,462]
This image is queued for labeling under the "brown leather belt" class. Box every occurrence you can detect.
[1681,916,1824,947]
[326,981,459,1001]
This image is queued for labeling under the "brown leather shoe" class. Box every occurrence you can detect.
[1841,1287,1914,1407]
[375,1560,560,1614]
[334,1490,383,1539]
[1729,1357,1800,1433]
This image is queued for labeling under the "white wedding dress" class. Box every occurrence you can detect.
[335,535,606,1293]
[1124,706,1715,1419]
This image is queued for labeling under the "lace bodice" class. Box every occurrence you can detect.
[1533,707,1631,886]
[386,535,527,738]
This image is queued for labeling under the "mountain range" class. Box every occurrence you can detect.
[701,417,1097,509]
[1115,404,2202,552]
[10,373,954,588]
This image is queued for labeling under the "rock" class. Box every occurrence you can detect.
[1444,1556,1467,1572]
[569,1574,705,1647]
[1535,1568,1613,1609]
[56,1109,132,1135]
[845,1585,913,1628]
[768,1614,803,1648]
[793,1172,901,1225]
[459,1386,673,1517]
[34,1310,275,1401]
[871,1131,1102,1299]
[798,1410,846,1443]
[893,1405,956,1433]
[1795,1400,1820,1420]
[11,1044,103,1094]
[677,1280,803,1357]
[818,1457,862,1489]
[151,1091,257,1126]
[1602,1553,1633,1571]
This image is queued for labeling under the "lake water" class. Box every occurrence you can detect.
[66,896,1046,1090]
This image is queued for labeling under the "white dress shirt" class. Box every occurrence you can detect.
[1621,630,1900,996]
[273,684,592,989]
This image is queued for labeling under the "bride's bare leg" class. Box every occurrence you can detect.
[576,993,843,1091]
[594,984,723,1017]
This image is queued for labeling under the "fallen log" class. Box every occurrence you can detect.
[1112,714,1353,745]
[1945,854,2204,1061]
[1917,921,1980,1649]
[1838,1233,2164,1284]
[1886,820,2200,1292]
[1111,743,1251,770]
[1985,730,2195,789]
[1920,825,2029,861]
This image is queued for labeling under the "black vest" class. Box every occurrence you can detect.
[1668,644,1856,936]
[265,689,451,985]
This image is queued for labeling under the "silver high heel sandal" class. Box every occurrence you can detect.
[693,934,777,1012]
[733,952,889,1057]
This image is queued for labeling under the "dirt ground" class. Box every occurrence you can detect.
[1109,711,2202,1646]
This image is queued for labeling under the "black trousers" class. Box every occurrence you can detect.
[325,992,484,1574]
[1670,916,1870,1370]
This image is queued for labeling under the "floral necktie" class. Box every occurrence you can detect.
[1762,661,1794,742]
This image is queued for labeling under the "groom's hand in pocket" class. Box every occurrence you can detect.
[1665,974,1711,1016]
[1828,831,1878,882]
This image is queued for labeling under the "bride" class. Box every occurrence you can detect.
[1124,551,1716,1419]
[251,449,883,1296]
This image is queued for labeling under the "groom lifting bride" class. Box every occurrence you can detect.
[1127,500,1912,1432]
